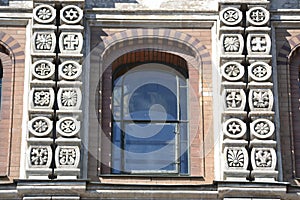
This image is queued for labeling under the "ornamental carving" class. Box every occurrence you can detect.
[224,147,248,170]
[59,32,83,54]
[28,145,52,168]
[250,118,275,139]
[249,89,274,111]
[223,118,246,139]
[247,7,269,26]
[32,31,56,53]
[247,34,271,55]
[251,148,277,170]
[60,5,83,24]
[248,62,272,82]
[55,146,80,168]
[57,117,80,137]
[220,7,243,26]
[32,60,55,80]
[33,4,56,24]
[221,61,245,81]
[221,34,244,55]
[28,116,52,137]
[57,87,82,110]
[224,89,246,111]
[59,61,82,80]
[30,88,55,109]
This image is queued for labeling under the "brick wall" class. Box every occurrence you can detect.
[0,28,25,180]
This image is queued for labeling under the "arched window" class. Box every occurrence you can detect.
[111,63,188,174]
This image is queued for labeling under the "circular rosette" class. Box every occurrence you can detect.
[220,7,243,26]
[32,60,55,80]
[247,7,269,26]
[28,116,52,137]
[33,4,56,24]
[221,61,245,81]
[223,118,246,139]
[56,117,80,137]
[248,62,272,82]
[250,118,275,139]
[59,61,82,80]
[60,5,83,24]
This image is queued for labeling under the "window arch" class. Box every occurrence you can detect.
[111,63,188,174]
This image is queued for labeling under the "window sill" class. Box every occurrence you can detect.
[99,175,205,185]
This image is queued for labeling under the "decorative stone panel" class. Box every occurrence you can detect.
[223,118,247,139]
[29,88,55,110]
[250,118,275,140]
[32,60,55,80]
[224,89,246,111]
[55,145,80,168]
[56,117,80,138]
[221,61,245,81]
[60,5,83,25]
[28,145,52,168]
[58,60,82,80]
[221,34,244,55]
[59,32,83,54]
[220,7,243,26]
[246,33,271,55]
[224,146,248,170]
[248,61,272,82]
[28,116,53,137]
[32,31,56,53]
[33,4,56,24]
[57,87,82,110]
[249,89,273,111]
[246,7,269,26]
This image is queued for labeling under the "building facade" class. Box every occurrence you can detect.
[0,0,300,199]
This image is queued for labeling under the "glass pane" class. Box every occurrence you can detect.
[127,83,177,121]
[180,123,188,174]
[112,122,122,173]
[124,123,177,172]
[179,85,188,121]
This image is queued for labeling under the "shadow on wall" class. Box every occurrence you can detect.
[86,0,138,8]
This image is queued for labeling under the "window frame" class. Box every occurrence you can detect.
[111,63,189,175]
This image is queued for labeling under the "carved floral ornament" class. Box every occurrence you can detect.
[33,4,56,24]
[30,87,55,109]
[246,7,270,26]
[32,31,56,53]
[60,5,83,24]
[221,34,244,55]
[220,7,243,26]
[248,61,272,82]
[57,87,82,110]
[250,118,275,139]
[59,61,82,80]
[221,61,245,81]
[223,118,247,139]
[224,147,248,170]
[32,60,55,80]
[249,89,274,111]
[251,147,276,170]
[224,89,246,111]
[28,116,53,137]
[28,145,52,168]
[56,117,80,137]
[55,146,80,168]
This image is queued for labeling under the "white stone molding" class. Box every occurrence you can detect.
[249,89,274,111]
[32,60,55,80]
[220,7,243,26]
[221,61,245,81]
[59,61,82,80]
[224,89,246,111]
[251,147,277,170]
[56,117,80,137]
[28,116,53,137]
[250,118,275,140]
[57,87,82,110]
[55,145,80,168]
[29,87,55,109]
[248,61,272,82]
[224,146,248,170]
[59,32,83,54]
[247,33,271,55]
[32,31,56,53]
[223,118,247,139]
[60,5,83,25]
[246,7,269,26]
[33,4,56,24]
[28,145,52,168]
[221,34,244,55]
